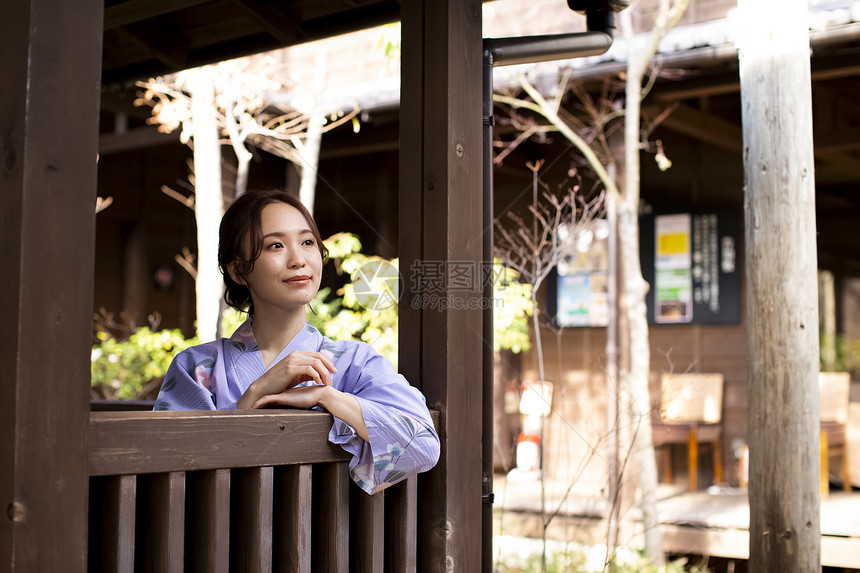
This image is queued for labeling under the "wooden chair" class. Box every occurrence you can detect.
[820,371,851,497]
[652,373,724,492]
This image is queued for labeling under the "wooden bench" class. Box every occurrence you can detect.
[652,373,724,492]
[820,371,851,497]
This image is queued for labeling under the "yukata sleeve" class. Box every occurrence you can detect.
[329,352,440,495]
[153,348,220,411]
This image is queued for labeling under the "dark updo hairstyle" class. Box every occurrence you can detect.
[218,189,328,315]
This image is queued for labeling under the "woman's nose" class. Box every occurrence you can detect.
[286,245,306,268]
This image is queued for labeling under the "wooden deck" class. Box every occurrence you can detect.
[494,476,860,569]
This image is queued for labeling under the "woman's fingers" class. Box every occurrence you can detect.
[316,353,337,374]
[303,364,323,386]
[282,352,336,387]
[251,385,325,410]
[297,352,337,385]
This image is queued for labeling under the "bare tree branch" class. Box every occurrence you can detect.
[161,185,195,209]
[174,247,197,280]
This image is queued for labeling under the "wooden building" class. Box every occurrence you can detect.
[508,0,860,492]
[5,0,860,569]
[2,0,498,570]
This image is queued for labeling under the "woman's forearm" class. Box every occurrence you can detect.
[318,386,369,441]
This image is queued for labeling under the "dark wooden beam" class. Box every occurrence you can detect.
[646,102,742,154]
[814,129,860,152]
[320,140,399,160]
[101,2,402,84]
[649,102,860,177]
[101,32,281,84]
[99,126,182,155]
[0,0,103,569]
[400,0,484,571]
[104,0,213,30]
[115,21,190,71]
[233,0,307,45]
[100,89,154,120]
[653,77,741,103]
[814,149,860,176]
[298,2,400,38]
[654,57,860,103]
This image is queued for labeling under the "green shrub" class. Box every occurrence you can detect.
[91,327,196,400]
[493,537,713,573]
[821,333,860,378]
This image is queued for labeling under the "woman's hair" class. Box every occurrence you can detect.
[218,189,328,315]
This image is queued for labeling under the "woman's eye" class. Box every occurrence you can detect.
[303,239,316,247]
[267,242,283,250]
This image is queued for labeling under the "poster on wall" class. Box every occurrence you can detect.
[556,220,609,327]
[642,209,741,325]
[654,214,693,323]
[553,209,741,327]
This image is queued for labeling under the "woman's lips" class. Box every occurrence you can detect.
[285,275,311,286]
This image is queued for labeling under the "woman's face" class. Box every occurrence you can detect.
[238,202,323,315]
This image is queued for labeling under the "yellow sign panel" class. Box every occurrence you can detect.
[658,232,689,256]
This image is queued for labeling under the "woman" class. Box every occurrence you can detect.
[154,189,439,494]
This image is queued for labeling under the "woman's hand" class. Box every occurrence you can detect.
[254,385,370,442]
[237,351,337,409]
[251,384,330,410]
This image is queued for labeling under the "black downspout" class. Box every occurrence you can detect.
[481,45,495,573]
[480,11,616,573]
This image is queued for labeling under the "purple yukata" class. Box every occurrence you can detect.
[154,321,440,494]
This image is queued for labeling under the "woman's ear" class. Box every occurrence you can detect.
[226,262,246,286]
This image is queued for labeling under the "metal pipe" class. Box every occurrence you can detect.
[480,12,615,572]
[485,30,614,67]
[481,47,495,573]
[531,21,860,87]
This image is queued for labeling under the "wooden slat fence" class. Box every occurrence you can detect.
[87,410,435,572]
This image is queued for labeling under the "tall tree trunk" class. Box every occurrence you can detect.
[298,50,328,214]
[188,68,224,343]
[234,155,250,199]
[605,172,622,564]
[622,30,664,567]
[739,0,821,570]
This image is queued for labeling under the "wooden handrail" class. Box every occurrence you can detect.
[89,410,348,476]
[89,409,441,477]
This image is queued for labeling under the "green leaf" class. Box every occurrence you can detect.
[383,470,406,483]
[160,376,176,393]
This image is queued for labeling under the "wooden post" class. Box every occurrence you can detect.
[122,222,148,327]
[400,0,484,570]
[738,0,821,570]
[818,270,837,371]
[0,0,102,570]
[687,427,698,493]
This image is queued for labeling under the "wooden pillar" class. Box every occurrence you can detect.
[738,0,821,570]
[122,222,148,327]
[400,0,484,571]
[0,0,102,570]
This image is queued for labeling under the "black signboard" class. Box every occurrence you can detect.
[641,209,741,325]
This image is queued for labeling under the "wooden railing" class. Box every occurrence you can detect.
[87,409,436,572]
